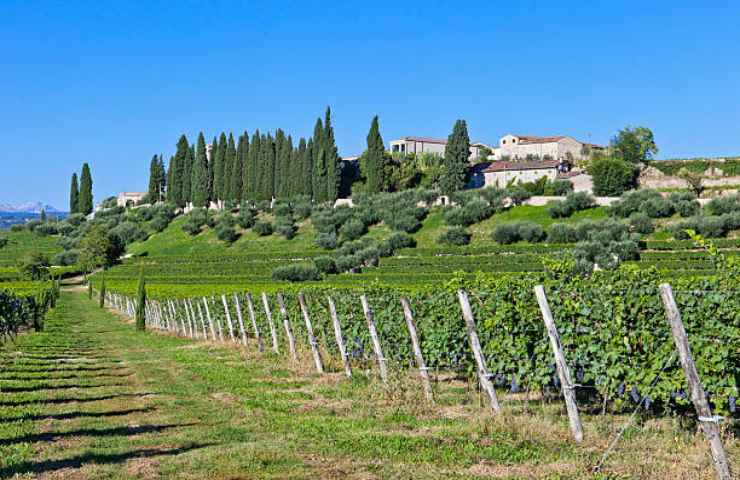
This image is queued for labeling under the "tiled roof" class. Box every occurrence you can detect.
[483,160,560,173]
[400,136,447,144]
[514,135,566,145]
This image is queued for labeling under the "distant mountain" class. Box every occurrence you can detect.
[0,202,63,214]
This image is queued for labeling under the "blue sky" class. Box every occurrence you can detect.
[2,0,739,208]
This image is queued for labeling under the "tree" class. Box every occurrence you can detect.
[40,209,47,222]
[208,136,217,202]
[311,118,327,202]
[181,143,194,204]
[135,269,146,331]
[362,115,386,194]
[168,135,190,207]
[223,133,237,201]
[677,167,704,196]
[78,163,94,215]
[213,132,227,201]
[440,119,470,195]
[157,155,167,201]
[323,107,341,202]
[78,224,123,272]
[18,252,50,280]
[147,155,163,201]
[191,132,209,207]
[166,154,176,203]
[245,131,261,202]
[232,132,247,203]
[259,133,275,200]
[611,126,658,163]
[588,157,637,196]
[69,173,79,213]
[297,137,312,197]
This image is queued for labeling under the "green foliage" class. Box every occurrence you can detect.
[18,252,50,280]
[506,185,532,206]
[547,192,596,218]
[588,157,637,196]
[135,270,146,331]
[99,277,106,308]
[628,212,654,234]
[69,173,79,214]
[438,227,471,246]
[271,262,321,282]
[611,126,658,163]
[362,115,386,194]
[253,221,273,236]
[440,119,470,195]
[547,223,578,243]
[78,163,94,215]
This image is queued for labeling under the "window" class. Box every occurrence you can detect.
[502,140,506,144]
[513,139,517,143]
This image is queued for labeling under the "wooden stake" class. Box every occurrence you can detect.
[298,293,324,373]
[202,297,216,341]
[233,293,248,347]
[659,283,732,480]
[534,285,583,443]
[183,299,195,338]
[246,293,264,352]
[360,295,388,385]
[400,297,434,403]
[457,289,501,414]
[261,293,279,354]
[221,294,236,342]
[327,296,351,378]
[211,297,224,342]
[276,293,298,362]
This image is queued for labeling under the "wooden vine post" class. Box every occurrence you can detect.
[327,296,351,378]
[400,297,434,403]
[246,293,264,352]
[457,289,501,414]
[297,293,324,373]
[261,293,279,354]
[211,297,224,342]
[534,285,584,443]
[221,294,236,342]
[276,293,298,362]
[360,295,388,385]
[202,297,216,341]
[192,299,207,339]
[659,284,732,480]
[233,293,248,347]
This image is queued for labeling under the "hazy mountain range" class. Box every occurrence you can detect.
[0,202,63,213]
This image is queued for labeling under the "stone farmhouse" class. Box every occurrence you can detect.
[389,136,491,161]
[491,134,603,162]
[483,160,572,188]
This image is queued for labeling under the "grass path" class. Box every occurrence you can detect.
[0,292,732,479]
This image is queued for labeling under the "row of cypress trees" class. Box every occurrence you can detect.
[69,163,94,215]
[159,107,341,208]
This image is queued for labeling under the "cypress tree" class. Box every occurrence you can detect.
[274,129,288,198]
[302,137,313,197]
[78,163,94,215]
[323,107,341,202]
[169,135,190,207]
[311,118,327,202]
[213,132,227,201]
[181,144,194,204]
[246,131,260,201]
[166,154,176,203]
[147,155,161,201]
[157,155,167,202]
[259,133,275,201]
[363,115,386,193]
[232,132,247,203]
[69,173,79,213]
[440,119,471,195]
[208,136,218,202]
[135,270,146,331]
[224,133,237,201]
[191,132,209,207]
[239,132,250,203]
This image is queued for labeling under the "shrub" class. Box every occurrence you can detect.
[439,227,471,245]
[110,221,146,246]
[628,212,654,234]
[674,200,700,217]
[182,208,208,236]
[273,203,292,217]
[271,263,321,282]
[237,208,255,228]
[443,207,468,226]
[609,189,663,218]
[10,224,24,232]
[641,197,674,218]
[293,201,313,220]
[377,240,394,257]
[315,232,338,249]
[544,179,573,196]
[52,250,79,266]
[547,201,572,219]
[387,232,416,250]
[388,214,421,233]
[492,223,521,244]
[507,185,532,206]
[313,256,337,274]
[275,222,297,240]
[35,223,59,236]
[339,218,367,241]
[547,223,578,243]
[66,213,87,226]
[253,221,273,236]
[335,254,361,273]
[518,222,546,243]
[0,238,6,249]
[215,223,239,243]
[705,195,740,216]
[589,157,637,196]
[150,214,170,233]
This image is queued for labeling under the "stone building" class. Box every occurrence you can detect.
[389,136,492,161]
[491,134,602,162]
[483,160,572,188]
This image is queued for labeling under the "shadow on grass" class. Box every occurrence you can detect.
[0,371,134,381]
[0,422,199,447]
[0,392,155,408]
[1,406,157,423]
[0,382,129,393]
[0,365,130,374]
[0,442,215,477]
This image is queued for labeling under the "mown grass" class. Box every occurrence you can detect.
[0,291,734,479]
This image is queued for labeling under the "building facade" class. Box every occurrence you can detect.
[117,192,147,207]
[389,136,492,161]
[483,160,562,188]
[491,134,602,161]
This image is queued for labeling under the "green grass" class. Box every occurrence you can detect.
[0,230,62,266]
[0,291,733,478]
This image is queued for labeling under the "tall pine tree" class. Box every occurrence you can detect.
[232,132,247,203]
[181,144,194,204]
[323,107,341,202]
[245,131,260,202]
[69,173,79,213]
[259,133,275,201]
[238,132,250,203]
[208,136,217,202]
[191,132,209,207]
[213,132,227,201]
[224,133,237,201]
[157,155,166,201]
[147,155,162,201]
[166,155,176,203]
[78,163,94,215]
[302,137,313,198]
[311,118,327,202]
[440,119,470,195]
[362,115,385,193]
[169,135,190,207]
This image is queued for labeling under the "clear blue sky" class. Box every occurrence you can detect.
[2,0,739,209]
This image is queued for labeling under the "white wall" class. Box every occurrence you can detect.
[484,168,557,188]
